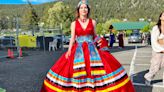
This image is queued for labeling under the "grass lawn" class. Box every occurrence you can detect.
[0,88,6,92]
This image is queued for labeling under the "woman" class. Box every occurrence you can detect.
[144,12,164,85]
[40,0,135,91]
[118,31,124,48]
[109,25,115,48]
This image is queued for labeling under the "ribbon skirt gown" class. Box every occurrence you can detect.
[40,19,135,92]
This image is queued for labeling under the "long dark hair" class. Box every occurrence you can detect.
[156,12,164,34]
[75,4,90,19]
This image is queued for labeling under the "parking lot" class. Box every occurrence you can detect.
[0,43,163,92]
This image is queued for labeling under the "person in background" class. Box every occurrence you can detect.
[147,32,151,45]
[109,25,115,48]
[144,11,164,85]
[142,33,146,45]
[118,31,124,48]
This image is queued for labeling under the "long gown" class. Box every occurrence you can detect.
[40,19,135,92]
[118,33,124,48]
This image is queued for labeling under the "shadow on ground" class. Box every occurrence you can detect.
[133,70,163,92]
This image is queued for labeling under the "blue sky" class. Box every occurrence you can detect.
[0,0,56,4]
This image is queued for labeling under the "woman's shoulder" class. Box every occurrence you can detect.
[91,19,96,23]
[151,25,159,34]
[90,19,96,26]
[152,25,159,31]
[71,21,76,26]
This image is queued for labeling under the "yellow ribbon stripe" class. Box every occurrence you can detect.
[98,77,130,92]
[91,70,106,75]
[44,77,130,92]
[73,71,87,77]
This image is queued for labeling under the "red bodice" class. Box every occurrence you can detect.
[75,18,95,37]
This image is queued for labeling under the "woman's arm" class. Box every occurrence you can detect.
[68,21,76,52]
[157,33,164,46]
[92,19,101,46]
[92,19,97,37]
[158,39,164,45]
[151,26,164,52]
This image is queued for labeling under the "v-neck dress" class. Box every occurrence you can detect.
[40,19,135,92]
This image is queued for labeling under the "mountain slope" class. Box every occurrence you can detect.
[66,0,164,21]
[0,0,164,22]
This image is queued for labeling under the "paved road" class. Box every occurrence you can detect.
[0,49,65,92]
[111,44,164,92]
[0,44,163,92]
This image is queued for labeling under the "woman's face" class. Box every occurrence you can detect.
[79,4,88,17]
[160,12,164,21]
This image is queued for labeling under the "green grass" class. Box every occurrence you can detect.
[0,88,6,92]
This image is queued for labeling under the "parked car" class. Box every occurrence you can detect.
[0,36,15,47]
[128,33,142,43]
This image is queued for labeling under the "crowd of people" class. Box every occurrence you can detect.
[105,28,152,49]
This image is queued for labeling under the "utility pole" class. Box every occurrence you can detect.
[60,23,64,51]
[16,16,20,58]
[39,22,46,53]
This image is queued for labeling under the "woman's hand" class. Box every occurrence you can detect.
[96,39,102,48]
[94,36,103,49]
[161,50,164,53]
[65,50,71,59]
[158,39,164,46]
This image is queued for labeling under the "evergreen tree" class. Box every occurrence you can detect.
[21,0,40,35]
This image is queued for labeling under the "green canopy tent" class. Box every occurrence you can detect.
[112,22,149,31]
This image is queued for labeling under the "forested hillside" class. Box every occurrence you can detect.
[66,0,164,22]
[0,0,162,35]
[1,0,164,21]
